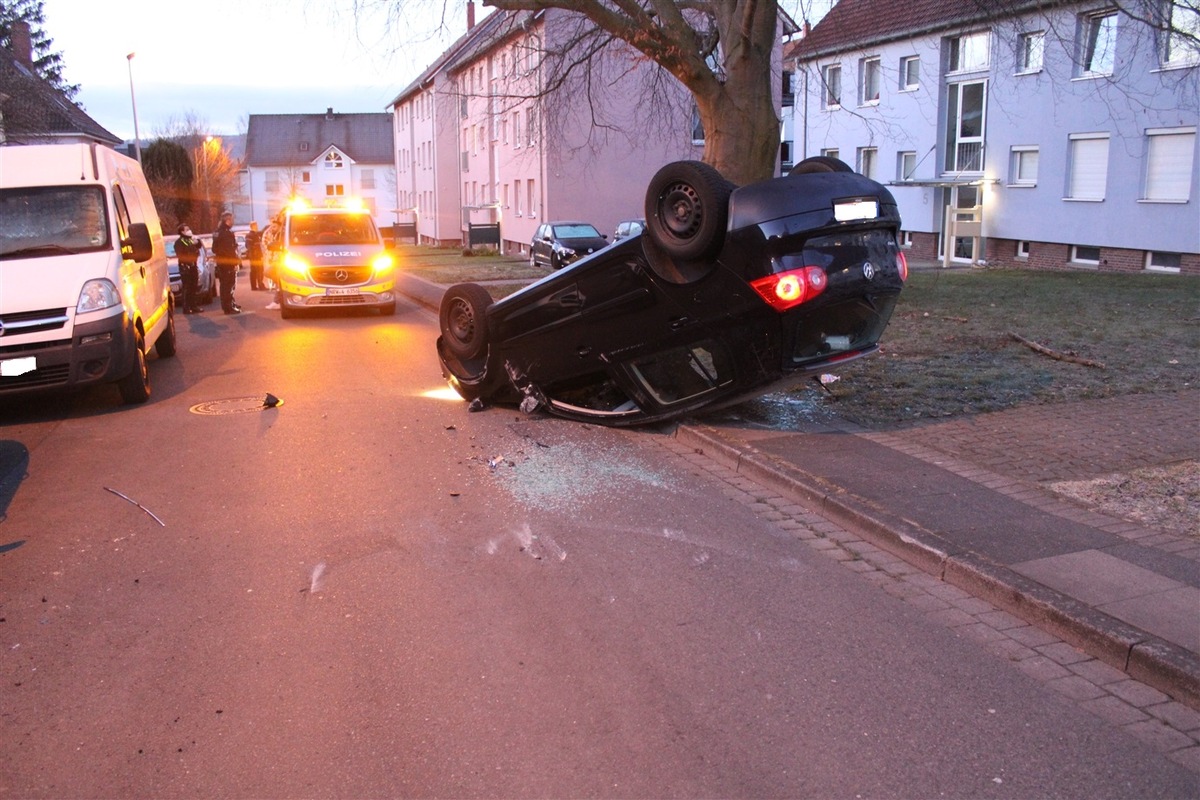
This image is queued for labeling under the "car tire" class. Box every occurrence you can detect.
[380,302,396,317]
[117,330,150,405]
[280,303,295,320]
[440,283,493,361]
[155,304,178,359]
[549,253,561,272]
[790,156,855,175]
[644,160,734,262]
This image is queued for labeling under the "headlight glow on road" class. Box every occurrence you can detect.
[421,387,465,402]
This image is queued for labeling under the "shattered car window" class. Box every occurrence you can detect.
[0,186,110,258]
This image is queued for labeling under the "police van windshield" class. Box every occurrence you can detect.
[288,213,378,246]
[0,186,111,259]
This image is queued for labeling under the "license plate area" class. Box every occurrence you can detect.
[326,287,361,296]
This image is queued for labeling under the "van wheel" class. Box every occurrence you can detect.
[440,283,493,360]
[644,161,734,262]
[156,305,178,358]
[380,302,396,317]
[117,331,150,404]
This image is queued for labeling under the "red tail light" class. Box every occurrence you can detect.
[898,250,909,281]
[750,266,827,312]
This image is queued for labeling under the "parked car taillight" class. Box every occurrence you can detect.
[898,249,909,282]
[749,266,827,312]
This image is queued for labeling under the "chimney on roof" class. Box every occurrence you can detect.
[326,107,334,119]
[10,21,33,68]
[468,0,476,30]
[802,21,810,38]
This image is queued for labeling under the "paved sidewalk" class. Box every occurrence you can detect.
[675,390,1200,709]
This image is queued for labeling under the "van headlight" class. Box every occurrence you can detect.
[371,253,395,276]
[77,279,121,314]
[282,252,312,278]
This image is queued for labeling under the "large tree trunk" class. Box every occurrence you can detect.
[695,69,780,186]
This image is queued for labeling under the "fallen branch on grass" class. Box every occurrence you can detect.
[1007,332,1106,369]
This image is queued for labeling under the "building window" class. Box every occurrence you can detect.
[1009,146,1039,185]
[265,171,279,193]
[1144,127,1196,201]
[299,142,310,152]
[1146,251,1183,272]
[821,147,840,161]
[900,56,920,90]
[1071,245,1101,264]
[325,152,344,169]
[1079,11,1118,76]
[361,169,375,189]
[944,81,986,172]
[900,230,913,247]
[823,64,842,108]
[301,171,311,184]
[857,147,878,179]
[1016,240,1031,258]
[513,112,523,147]
[515,179,523,215]
[948,31,989,72]
[1067,134,1110,200]
[1018,31,1045,72]
[1164,1,1200,66]
[527,180,536,217]
[527,107,536,146]
[325,184,345,197]
[898,151,917,181]
[691,108,705,143]
[859,57,881,104]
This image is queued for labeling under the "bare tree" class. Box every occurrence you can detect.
[154,112,242,233]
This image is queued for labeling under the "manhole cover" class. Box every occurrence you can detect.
[189,394,282,416]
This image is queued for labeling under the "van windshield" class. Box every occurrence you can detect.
[288,213,379,246]
[0,186,111,259]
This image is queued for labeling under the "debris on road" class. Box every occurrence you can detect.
[103,487,165,527]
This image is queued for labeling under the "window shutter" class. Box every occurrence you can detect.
[1145,131,1196,201]
[1069,136,1109,199]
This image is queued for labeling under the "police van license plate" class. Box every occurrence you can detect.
[326,287,360,296]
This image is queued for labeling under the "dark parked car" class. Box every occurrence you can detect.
[530,221,609,270]
[165,234,216,305]
[438,158,907,427]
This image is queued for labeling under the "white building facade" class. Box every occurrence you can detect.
[390,7,793,253]
[243,110,396,230]
[793,0,1199,274]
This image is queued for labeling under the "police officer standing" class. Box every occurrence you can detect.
[212,211,242,314]
[176,223,205,314]
[246,221,265,290]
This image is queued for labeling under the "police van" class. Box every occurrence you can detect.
[0,143,175,404]
[270,201,396,318]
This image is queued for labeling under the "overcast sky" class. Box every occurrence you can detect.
[44,0,464,139]
[44,0,833,142]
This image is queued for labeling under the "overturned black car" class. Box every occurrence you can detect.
[437,157,907,427]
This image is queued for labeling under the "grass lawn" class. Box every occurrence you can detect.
[804,269,1200,427]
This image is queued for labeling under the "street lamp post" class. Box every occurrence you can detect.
[125,52,142,162]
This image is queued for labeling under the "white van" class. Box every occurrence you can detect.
[0,143,175,404]
[270,201,396,318]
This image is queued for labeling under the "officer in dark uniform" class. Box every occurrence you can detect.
[212,211,241,314]
[176,223,205,314]
[246,221,265,290]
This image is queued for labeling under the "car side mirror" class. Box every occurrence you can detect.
[122,223,154,263]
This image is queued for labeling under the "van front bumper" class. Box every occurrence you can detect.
[0,311,137,397]
[280,281,396,310]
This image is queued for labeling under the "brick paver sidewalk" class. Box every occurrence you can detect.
[877,390,1200,483]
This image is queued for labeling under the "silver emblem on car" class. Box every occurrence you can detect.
[862,261,876,280]
[0,321,5,337]
[335,269,349,282]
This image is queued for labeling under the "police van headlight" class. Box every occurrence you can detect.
[77,279,121,314]
[371,253,395,276]
[282,252,312,278]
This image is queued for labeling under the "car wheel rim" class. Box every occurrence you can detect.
[448,298,476,343]
[661,182,703,240]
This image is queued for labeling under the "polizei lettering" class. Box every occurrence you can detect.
[315,250,362,257]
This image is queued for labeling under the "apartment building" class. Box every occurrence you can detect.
[242,109,396,229]
[792,0,1199,274]
[390,6,789,253]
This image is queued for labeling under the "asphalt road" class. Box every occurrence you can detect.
[1,295,1196,798]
